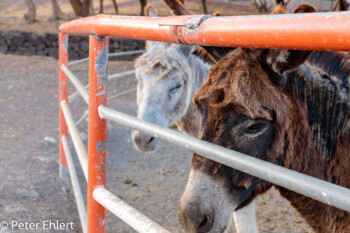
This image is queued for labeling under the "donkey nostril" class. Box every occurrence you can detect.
[147,137,155,144]
[197,215,212,232]
[198,216,208,229]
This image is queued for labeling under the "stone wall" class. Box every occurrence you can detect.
[0,30,145,60]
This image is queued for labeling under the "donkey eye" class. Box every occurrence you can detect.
[244,123,266,134]
[169,84,182,94]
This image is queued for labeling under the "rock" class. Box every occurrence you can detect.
[37,43,46,51]
[0,43,8,53]
[36,50,48,56]
[36,35,45,44]
[111,40,120,49]
[79,41,89,52]
[48,47,58,58]
[9,45,16,52]
[20,190,39,198]
[13,35,24,46]
[0,31,144,60]
[69,51,79,60]
[52,41,58,48]
[14,47,26,55]
[124,179,132,184]
[26,46,36,55]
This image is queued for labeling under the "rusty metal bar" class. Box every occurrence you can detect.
[62,135,88,233]
[87,35,109,233]
[61,100,88,180]
[93,187,171,233]
[59,33,69,181]
[60,12,350,51]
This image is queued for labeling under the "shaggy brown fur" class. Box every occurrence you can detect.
[191,4,350,233]
[271,3,288,14]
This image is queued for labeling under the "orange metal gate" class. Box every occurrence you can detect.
[58,12,350,233]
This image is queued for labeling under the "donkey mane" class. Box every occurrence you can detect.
[284,51,349,162]
[307,51,350,89]
[192,46,217,64]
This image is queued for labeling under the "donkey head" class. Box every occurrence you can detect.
[177,5,317,232]
[132,43,196,151]
[178,47,312,233]
[132,4,197,151]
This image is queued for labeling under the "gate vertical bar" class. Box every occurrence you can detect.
[59,33,69,181]
[87,35,109,233]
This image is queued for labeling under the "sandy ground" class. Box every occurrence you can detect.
[0,53,314,232]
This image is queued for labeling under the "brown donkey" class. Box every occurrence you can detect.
[178,4,350,233]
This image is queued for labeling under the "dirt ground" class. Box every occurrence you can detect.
[0,53,314,232]
[0,0,336,231]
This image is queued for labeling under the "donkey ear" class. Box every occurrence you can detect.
[177,45,195,56]
[144,4,158,17]
[265,3,317,74]
[212,11,222,16]
[144,5,159,50]
[293,3,318,13]
[271,3,289,14]
[266,49,312,74]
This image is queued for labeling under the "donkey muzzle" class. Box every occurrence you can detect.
[132,130,158,152]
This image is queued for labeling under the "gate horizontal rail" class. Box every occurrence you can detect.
[60,12,350,51]
[93,187,171,233]
[58,12,350,233]
[68,50,145,67]
[98,105,350,212]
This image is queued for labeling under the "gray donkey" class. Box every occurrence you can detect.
[131,5,258,233]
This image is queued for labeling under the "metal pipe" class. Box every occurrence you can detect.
[68,57,90,67]
[67,70,135,103]
[87,35,109,233]
[98,105,350,212]
[75,110,89,127]
[61,100,88,180]
[59,33,69,181]
[68,90,82,103]
[61,136,88,233]
[59,13,350,51]
[109,50,145,58]
[107,70,135,81]
[62,64,89,104]
[93,187,170,233]
[108,87,136,101]
[68,50,145,67]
